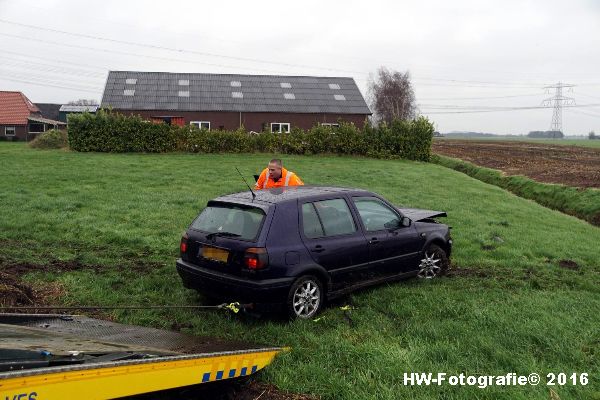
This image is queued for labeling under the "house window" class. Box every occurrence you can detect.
[283,93,295,100]
[125,78,137,85]
[321,123,340,128]
[232,92,243,98]
[230,81,241,87]
[152,116,184,125]
[328,83,341,90]
[334,94,346,101]
[178,91,190,97]
[190,121,210,130]
[280,82,292,88]
[29,123,45,133]
[178,79,189,86]
[5,126,16,136]
[124,89,135,96]
[271,123,290,133]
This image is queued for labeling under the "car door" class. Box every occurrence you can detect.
[351,196,423,275]
[299,197,369,290]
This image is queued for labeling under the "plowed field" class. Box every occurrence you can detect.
[433,140,600,188]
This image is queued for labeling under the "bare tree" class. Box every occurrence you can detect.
[368,67,417,124]
[68,99,99,106]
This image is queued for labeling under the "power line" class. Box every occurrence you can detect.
[420,103,600,114]
[0,32,313,76]
[11,3,600,83]
[411,77,550,87]
[566,108,600,118]
[0,68,103,90]
[417,93,543,101]
[0,19,569,89]
[0,19,366,76]
[0,58,106,78]
[577,92,600,101]
[0,48,108,71]
[0,76,102,94]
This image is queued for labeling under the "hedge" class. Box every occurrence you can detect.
[68,110,434,161]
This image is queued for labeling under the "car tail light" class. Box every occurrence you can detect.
[180,232,188,254]
[244,247,268,270]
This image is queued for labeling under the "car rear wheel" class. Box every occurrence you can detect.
[287,275,323,319]
[417,244,449,279]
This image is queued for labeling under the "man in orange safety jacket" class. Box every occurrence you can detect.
[255,159,304,190]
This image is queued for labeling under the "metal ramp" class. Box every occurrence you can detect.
[0,314,285,399]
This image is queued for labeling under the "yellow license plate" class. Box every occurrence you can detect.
[202,246,229,262]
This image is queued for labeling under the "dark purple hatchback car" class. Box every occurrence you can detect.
[176,186,452,319]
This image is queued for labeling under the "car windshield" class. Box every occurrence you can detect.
[191,204,265,240]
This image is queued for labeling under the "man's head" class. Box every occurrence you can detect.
[268,159,283,180]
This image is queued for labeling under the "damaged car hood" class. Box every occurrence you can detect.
[397,208,447,221]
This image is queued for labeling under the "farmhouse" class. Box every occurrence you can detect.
[0,91,65,141]
[100,71,371,132]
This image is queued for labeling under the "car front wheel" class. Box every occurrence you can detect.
[286,275,323,319]
[417,244,449,279]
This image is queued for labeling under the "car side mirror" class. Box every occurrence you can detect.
[400,216,411,227]
[385,218,407,230]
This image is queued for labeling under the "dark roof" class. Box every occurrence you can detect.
[214,186,370,206]
[101,71,371,115]
[35,103,61,121]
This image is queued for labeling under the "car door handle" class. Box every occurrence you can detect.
[312,245,326,253]
[369,238,379,245]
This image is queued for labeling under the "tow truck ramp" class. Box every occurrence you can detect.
[0,314,285,399]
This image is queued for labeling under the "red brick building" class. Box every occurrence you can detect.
[0,91,65,141]
[100,71,371,132]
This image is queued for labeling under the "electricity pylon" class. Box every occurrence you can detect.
[542,82,575,136]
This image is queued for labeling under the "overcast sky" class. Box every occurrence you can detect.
[1,0,599,135]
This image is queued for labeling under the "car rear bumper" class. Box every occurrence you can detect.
[176,259,294,305]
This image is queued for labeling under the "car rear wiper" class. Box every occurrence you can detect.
[205,231,242,240]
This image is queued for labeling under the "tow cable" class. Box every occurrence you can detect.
[0,302,248,314]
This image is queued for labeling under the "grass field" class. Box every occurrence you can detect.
[436,136,600,148]
[1,142,599,399]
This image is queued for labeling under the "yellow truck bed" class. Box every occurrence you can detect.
[0,314,285,399]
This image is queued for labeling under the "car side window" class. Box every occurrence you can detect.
[302,203,325,239]
[305,198,356,237]
[353,197,400,231]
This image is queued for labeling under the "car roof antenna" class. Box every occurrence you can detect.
[235,166,256,201]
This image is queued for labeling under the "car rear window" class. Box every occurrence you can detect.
[302,198,356,238]
[302,203,325,239]
[191,204,265,240]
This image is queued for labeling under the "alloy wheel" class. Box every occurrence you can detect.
[292,280,321,318]
[418,252,442,279]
